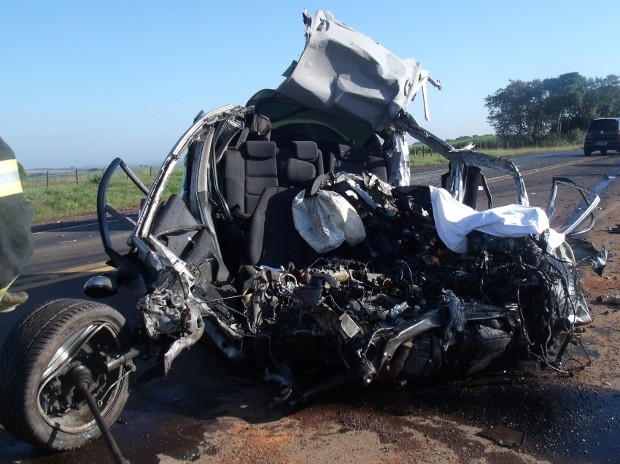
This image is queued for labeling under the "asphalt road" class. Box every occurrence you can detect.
[0,216,139,343]
[1,149,618,463]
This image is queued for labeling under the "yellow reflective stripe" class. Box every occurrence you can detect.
[0,159,23,197]
[0,159,19,174]
[1,280,15,295]
[0,180,22,197]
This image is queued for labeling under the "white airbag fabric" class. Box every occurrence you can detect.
[429,186,565,253]
[292,190,366,253]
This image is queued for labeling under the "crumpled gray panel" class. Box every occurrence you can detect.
[277,10,428,131]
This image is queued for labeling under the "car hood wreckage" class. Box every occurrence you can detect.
[0,9,602,461]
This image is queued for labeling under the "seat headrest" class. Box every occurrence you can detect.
[290,141,319,161]
[336,144,366,161]
[283,158,316,186]
[243,141,277,159]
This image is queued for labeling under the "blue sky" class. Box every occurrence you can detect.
[2,1,618,169]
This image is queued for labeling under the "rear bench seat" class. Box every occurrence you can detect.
[221,139,383,270]
[222,139,387,216]
[223,140,324,216]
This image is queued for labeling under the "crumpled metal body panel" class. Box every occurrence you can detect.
[123,169,592,399]
[92,10,600,404]
[277,10,440,131]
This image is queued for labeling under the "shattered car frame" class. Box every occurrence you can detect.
[0,9,599,458]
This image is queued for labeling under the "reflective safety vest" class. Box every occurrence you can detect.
[0,137,33,295]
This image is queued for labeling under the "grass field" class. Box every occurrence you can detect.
[24,143,582,224]
[24,166,183,223]
[409,142,582,167]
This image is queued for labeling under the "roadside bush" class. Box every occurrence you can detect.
[17,162,27,183]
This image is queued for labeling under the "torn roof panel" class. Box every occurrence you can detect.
[277,10,438,131]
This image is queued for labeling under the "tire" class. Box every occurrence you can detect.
[584,149,591,156]
[0,299,132,451]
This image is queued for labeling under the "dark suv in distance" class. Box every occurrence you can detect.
[584,117,620,156]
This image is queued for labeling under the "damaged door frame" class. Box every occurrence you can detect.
[395,112,600,238]
[395,111,529,206]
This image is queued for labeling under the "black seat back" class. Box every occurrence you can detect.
[247,157,319,268]
[223,141,279,216]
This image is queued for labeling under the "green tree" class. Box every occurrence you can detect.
[17,161,27,183]
[581,74,620,125]
[485,79,547,144]
[543,72,587,140]
[486,73,620,144]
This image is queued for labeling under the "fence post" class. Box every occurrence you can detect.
[75,170,79,185]
[46,171,49,189]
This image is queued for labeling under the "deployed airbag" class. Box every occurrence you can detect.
[292,189,366,253]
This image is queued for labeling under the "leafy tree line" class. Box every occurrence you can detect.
[485,72,620,144]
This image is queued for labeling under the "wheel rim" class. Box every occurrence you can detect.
[36,321,127,433]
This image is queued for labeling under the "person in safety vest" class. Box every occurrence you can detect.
[0,137,33,313]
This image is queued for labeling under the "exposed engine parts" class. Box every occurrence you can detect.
[138,173,591,405]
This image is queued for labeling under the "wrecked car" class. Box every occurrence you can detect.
[0,9,600,459]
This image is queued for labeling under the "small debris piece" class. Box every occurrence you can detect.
[598,293,620,305]
[477,425,526,448]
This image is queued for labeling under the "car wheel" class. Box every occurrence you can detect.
[584,149,591,156]
[0,299,132,451]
